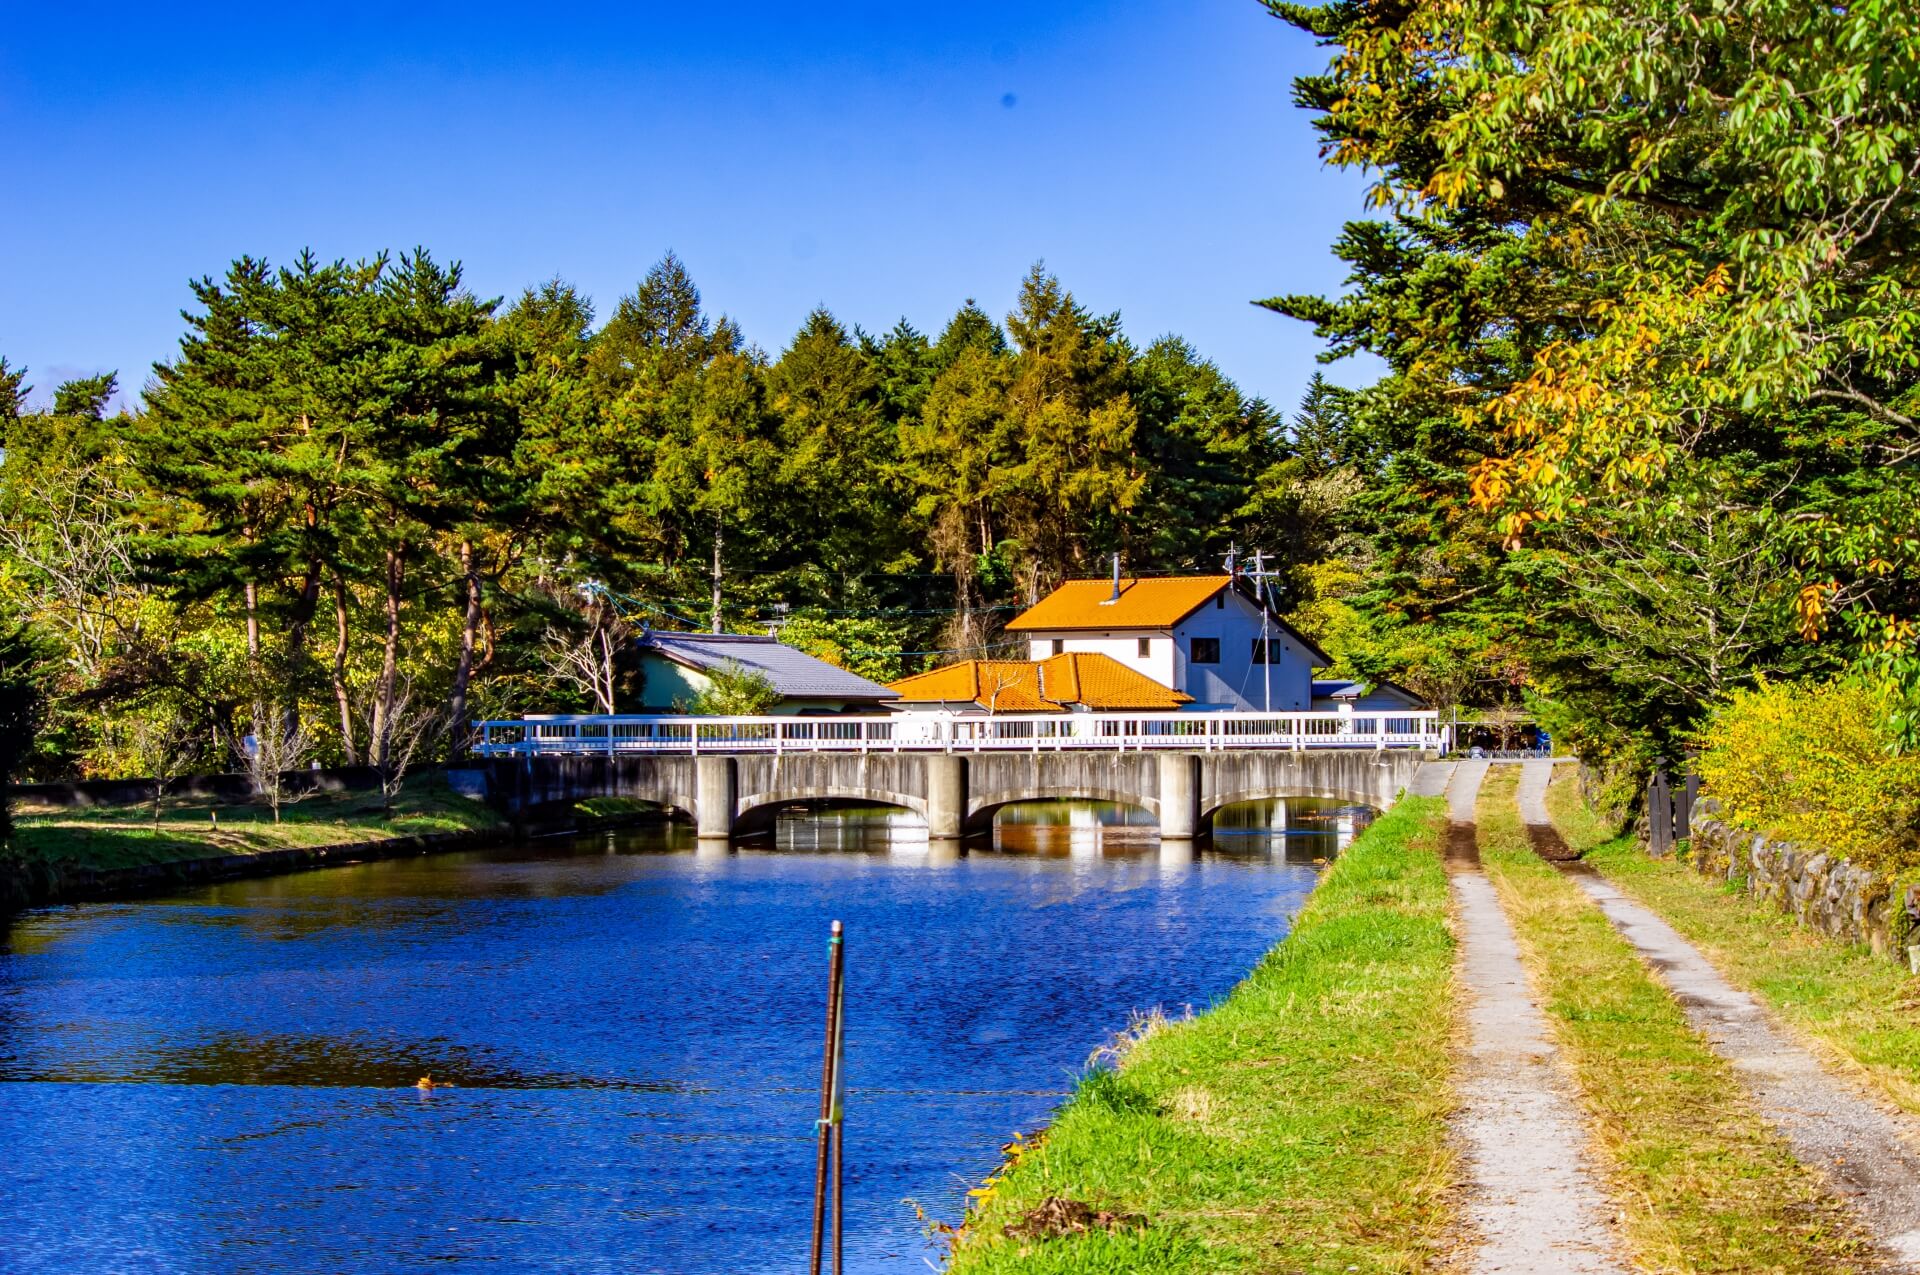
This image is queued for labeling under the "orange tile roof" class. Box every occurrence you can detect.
[1005,575,1232,631]
[887,653,1191,712]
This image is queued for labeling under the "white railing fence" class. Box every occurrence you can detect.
[475,710,1445,755]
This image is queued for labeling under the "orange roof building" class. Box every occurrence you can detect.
[1005,575,1237,632]
[887,652,1192,713]
[1000,572,1330,713]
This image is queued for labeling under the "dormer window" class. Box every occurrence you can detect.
[1137,637,1152,658]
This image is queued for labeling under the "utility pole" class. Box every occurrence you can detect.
[1251,549,1272,712]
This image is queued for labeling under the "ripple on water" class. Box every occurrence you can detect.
[0,799,1354,1273]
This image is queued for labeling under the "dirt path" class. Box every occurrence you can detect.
[1517,761,1920,1268]
[1447,760,1625,1273]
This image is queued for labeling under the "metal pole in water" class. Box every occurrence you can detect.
[809,920,847,1275]
[831,939,846,1275]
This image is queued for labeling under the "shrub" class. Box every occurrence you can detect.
[690,660,780,716]
[1696,679,1920,875]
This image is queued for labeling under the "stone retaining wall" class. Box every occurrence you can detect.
[1684,798,1919,959]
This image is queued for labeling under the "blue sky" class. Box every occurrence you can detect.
[1,0,1379,414]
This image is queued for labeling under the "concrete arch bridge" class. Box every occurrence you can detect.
[487,749,1431,842]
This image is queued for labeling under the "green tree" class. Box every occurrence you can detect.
[767,309,905,602]
[1267,0,1920,736]
[0,626,46,844]
[690,660,779,715]
[901,315,1017,649]
[1127,337,1281,567]
[1000,265,1144,597]
[0,359,27,422]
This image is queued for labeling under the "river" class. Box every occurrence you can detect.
[0,799,1361,1273]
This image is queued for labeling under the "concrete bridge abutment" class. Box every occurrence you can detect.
[925,754,966,841]
[1158,753,1200,840]
[695,756,736,841]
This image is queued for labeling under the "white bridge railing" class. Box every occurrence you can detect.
[475,710,1445,756]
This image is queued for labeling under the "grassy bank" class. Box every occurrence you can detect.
[6,773,508,873]
[1476,768,1873,1273]
[947,795,1457,1274]
[1549,769,1920,1118]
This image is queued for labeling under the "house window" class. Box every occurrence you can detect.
[1189,637,1220,664]
[1051,639,1064,655]
[1215,592,1224,609]
[1137,637,1152,658]
[1251,638,1270,665]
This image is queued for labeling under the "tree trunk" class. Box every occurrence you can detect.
[710,519,724,634]
[281,559,321,743]
[370,546,404,769]
[244,580,261,659]
[447,539,482,759]
[332,576,358,764]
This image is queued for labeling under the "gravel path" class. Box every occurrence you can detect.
[1515,759,1920,1268]
[1447,761,1625,1273]
[1569,870,1920,1267]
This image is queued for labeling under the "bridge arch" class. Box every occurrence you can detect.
[736,787,928,823]
[1201,785,1382,821]
[965,788,1159,835]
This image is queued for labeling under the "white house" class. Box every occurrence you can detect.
[1004,575,1329,712]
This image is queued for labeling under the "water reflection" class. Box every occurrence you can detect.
[1210,797,1373,862]
[0,798,1357,1274]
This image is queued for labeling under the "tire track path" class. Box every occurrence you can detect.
[1447,760,1625,1274]
[1519,759,1920,1269]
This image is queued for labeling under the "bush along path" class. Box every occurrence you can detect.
[944,795,1460,1273]
[1482,763,1887,1273]
[1525,762,1920,1270]
[1442,759,1626,1274]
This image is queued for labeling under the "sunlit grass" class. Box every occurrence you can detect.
[8,772,507,871]
[947,795,1458,1273]
[1478,767,1873,1273]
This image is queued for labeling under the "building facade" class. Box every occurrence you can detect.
[1004,575,1329,712]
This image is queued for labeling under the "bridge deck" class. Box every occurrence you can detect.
[477,710,1445,756]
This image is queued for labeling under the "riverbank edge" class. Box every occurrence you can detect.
[943,794,1458,1273]
[0,804,671,910]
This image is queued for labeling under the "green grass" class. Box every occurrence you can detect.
[1477,767,1874,1273]
[1553,768,1920,1119]
[7,772,508,872]
[947,796,1459,1274]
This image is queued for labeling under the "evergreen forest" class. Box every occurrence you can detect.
[4,0,1918,837]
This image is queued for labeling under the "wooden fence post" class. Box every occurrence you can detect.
[1648,769,1673,857]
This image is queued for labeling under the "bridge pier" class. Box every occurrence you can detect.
[925,755,965,841]
[696,756,735,841]
[1158,753,1200,840]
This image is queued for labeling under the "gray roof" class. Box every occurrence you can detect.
[1312,678,1427,707]
[638,632,895,701]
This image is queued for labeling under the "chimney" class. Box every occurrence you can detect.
[1102,553,1122,604]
